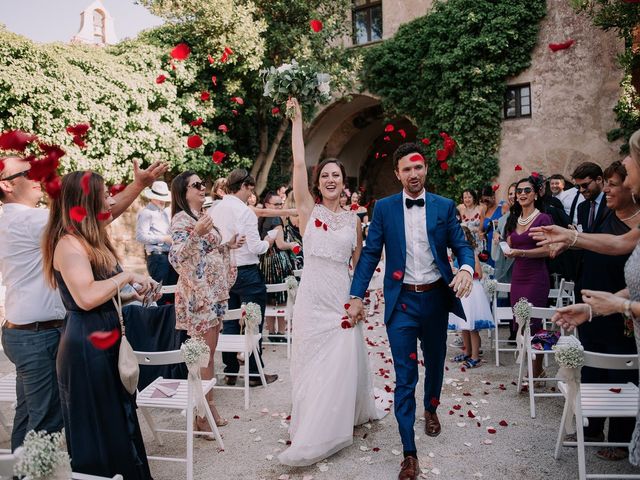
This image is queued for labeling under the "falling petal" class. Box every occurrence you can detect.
[310,19,323,32]
[88,328,119,349]
[170,43,191,60]
[69,206,87,222]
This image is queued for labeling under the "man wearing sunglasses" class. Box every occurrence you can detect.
[0,155,167,450]
[572,162,610,234]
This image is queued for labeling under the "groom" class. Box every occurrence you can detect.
[348,142,474,480]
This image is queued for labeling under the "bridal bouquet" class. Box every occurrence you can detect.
[14,430,71,480]
[261,60,332,118]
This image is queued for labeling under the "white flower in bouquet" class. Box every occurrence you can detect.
[261,59,332,118]
[553,335,584,369]
[241,302,262,334]
[181,338,210,368]
[14,430,70,480]
[483,279,497,298]
[512,298,531,323]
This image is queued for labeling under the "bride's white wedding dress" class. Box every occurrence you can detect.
[278,204,386,467]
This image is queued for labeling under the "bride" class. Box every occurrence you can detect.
[278,98,385,467]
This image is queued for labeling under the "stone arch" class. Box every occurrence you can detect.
[305,94,417,201]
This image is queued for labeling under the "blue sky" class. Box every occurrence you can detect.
[0,0,164,43]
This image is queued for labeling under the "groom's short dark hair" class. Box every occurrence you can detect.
[393,143,426,171]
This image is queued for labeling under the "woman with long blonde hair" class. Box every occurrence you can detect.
[42,171,153,479]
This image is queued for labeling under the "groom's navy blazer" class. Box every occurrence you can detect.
[350,191,474,324]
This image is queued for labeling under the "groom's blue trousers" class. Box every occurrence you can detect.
[386,287,449,452]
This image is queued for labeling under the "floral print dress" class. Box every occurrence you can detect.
[169,210,237,337]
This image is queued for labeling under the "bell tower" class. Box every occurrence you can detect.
[70,0,118,46]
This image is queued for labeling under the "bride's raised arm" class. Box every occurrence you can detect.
[288,98,315,234]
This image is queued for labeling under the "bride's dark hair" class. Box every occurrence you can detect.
[312,158,347,200]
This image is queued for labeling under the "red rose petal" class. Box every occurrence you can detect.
[218,124,228,133]
[467,410,476,418]
[372,447,380,452]
[170,43,191,60]
[72,136,86,149]
[498,384,506,390]
[341,320,352,329]
[322,223,328,231]
[233,415,240,419]
[271,107,280,115]
[440,162,449,171]
[409,154,424,163]
[109,184,126,196]
[200,91,210,102]
[155,74,166,84]
[398,129,406,138]
[212,151,226,164]
[499,420,508,427]
[384,124,394,132]
[350,203,359,211]
[409,352,417,361]
[344,303,351,310]
[310,19,323,32]
[80,171,91,195]
[375,267,381,272]
[0,130,37,151]
[190,118,203,127]
[231,96,244,105]
[69,206,87,223]
[430,397,440,407]
[487,427,497,434]
[208,54,215,64]
[401,304,407,311]
[187,135,203,149]
[609,387,622,394]
[96,211,111,221]
[292,245,301,254]
[392,270,403,281]
[436,149,448,162]
[448,410,455,415]
[45,176,62,199]
[531,171,540,178]
[0,158,4,173]
[66,123,90,137]
[88,328,120,350]
[548,39,575,52]
[452,404,461,410]
[492,184,500,192]
[384,385,393,393]
[514,164,523,171]
[421,138,431,146]
[314,218,323,228]
[211,75,217,86]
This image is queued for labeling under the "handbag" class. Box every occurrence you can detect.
[110,279,139,395]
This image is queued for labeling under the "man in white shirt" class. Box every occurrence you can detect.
[208,169,278,386]
[0,155,166,450]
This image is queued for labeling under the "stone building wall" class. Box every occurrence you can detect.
[495,0,624,196]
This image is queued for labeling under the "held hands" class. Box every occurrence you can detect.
[346,298,366,325]
[194,215,214,236]
[552,304,591,332]
[449,269,473,299]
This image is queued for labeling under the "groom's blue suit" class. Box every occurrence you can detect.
[350,191,474,452]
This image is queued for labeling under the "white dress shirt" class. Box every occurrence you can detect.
[0,203,66,324]
[557,187,584,225]
[208,194,269,267]
[402,190,473,284]
[135,203,171,254]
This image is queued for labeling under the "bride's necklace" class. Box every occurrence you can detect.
[517,208,539,226]
[620,209,640,222]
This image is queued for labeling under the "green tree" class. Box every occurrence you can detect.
[361,0,545,198]
[139,0,360,193]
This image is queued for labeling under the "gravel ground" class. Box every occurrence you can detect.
[0,304,638,480]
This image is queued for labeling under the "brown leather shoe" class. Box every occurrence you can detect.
[224,375,237,386]
[249,373,278,387]
[398,456,419,480]
[424,411,441,437]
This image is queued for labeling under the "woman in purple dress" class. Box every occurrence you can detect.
[504,175,552,379]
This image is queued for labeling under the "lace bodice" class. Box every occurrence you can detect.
[302,204,357,265]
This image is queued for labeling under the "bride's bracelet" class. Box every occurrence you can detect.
[570,230,579,248]
[585,303,593,323]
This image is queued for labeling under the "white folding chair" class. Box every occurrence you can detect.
[134,350,223,480]
[554,351,640,480]
[515,306,564,418]
[215,308,267,409]
[0,372,16,438]
[160,285,177,295]
[0,451,124,479]
[292,269,303,279]
[549,279,576,308]
[492,282,516,366]
[263,282,295,357]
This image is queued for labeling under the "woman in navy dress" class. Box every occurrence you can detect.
[42,171,154,479]
[504,176,553,380]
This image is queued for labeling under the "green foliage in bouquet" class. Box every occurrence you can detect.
[361,0,545,199]
[261,60,331,119]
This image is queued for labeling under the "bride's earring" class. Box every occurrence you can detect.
[633,193,637,204]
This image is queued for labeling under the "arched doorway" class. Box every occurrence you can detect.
[305,94,416,201]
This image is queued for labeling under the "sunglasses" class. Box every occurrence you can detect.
[1,170,29,181]
[575,179,594,191]
[516,187,533,195]
[189,181,206,190]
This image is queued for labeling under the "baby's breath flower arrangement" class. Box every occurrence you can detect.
[483,279,497,298]
[553,335,585,369]
[14,430,70,480]
[261,60,332,118]
[241,302,262,334]
[181,338,210,367]
[513,298,532,324]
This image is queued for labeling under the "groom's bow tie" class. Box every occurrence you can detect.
[405,198,425,209]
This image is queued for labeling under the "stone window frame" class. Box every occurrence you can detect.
[352,0,383,46]
[503,83,532,120]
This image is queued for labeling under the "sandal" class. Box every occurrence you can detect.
[452,354,470,362]
[533,370,547,389]
[194,417,216,441]
[463,358,481,368]
[215,417,229,427]
[596,447,628,461]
